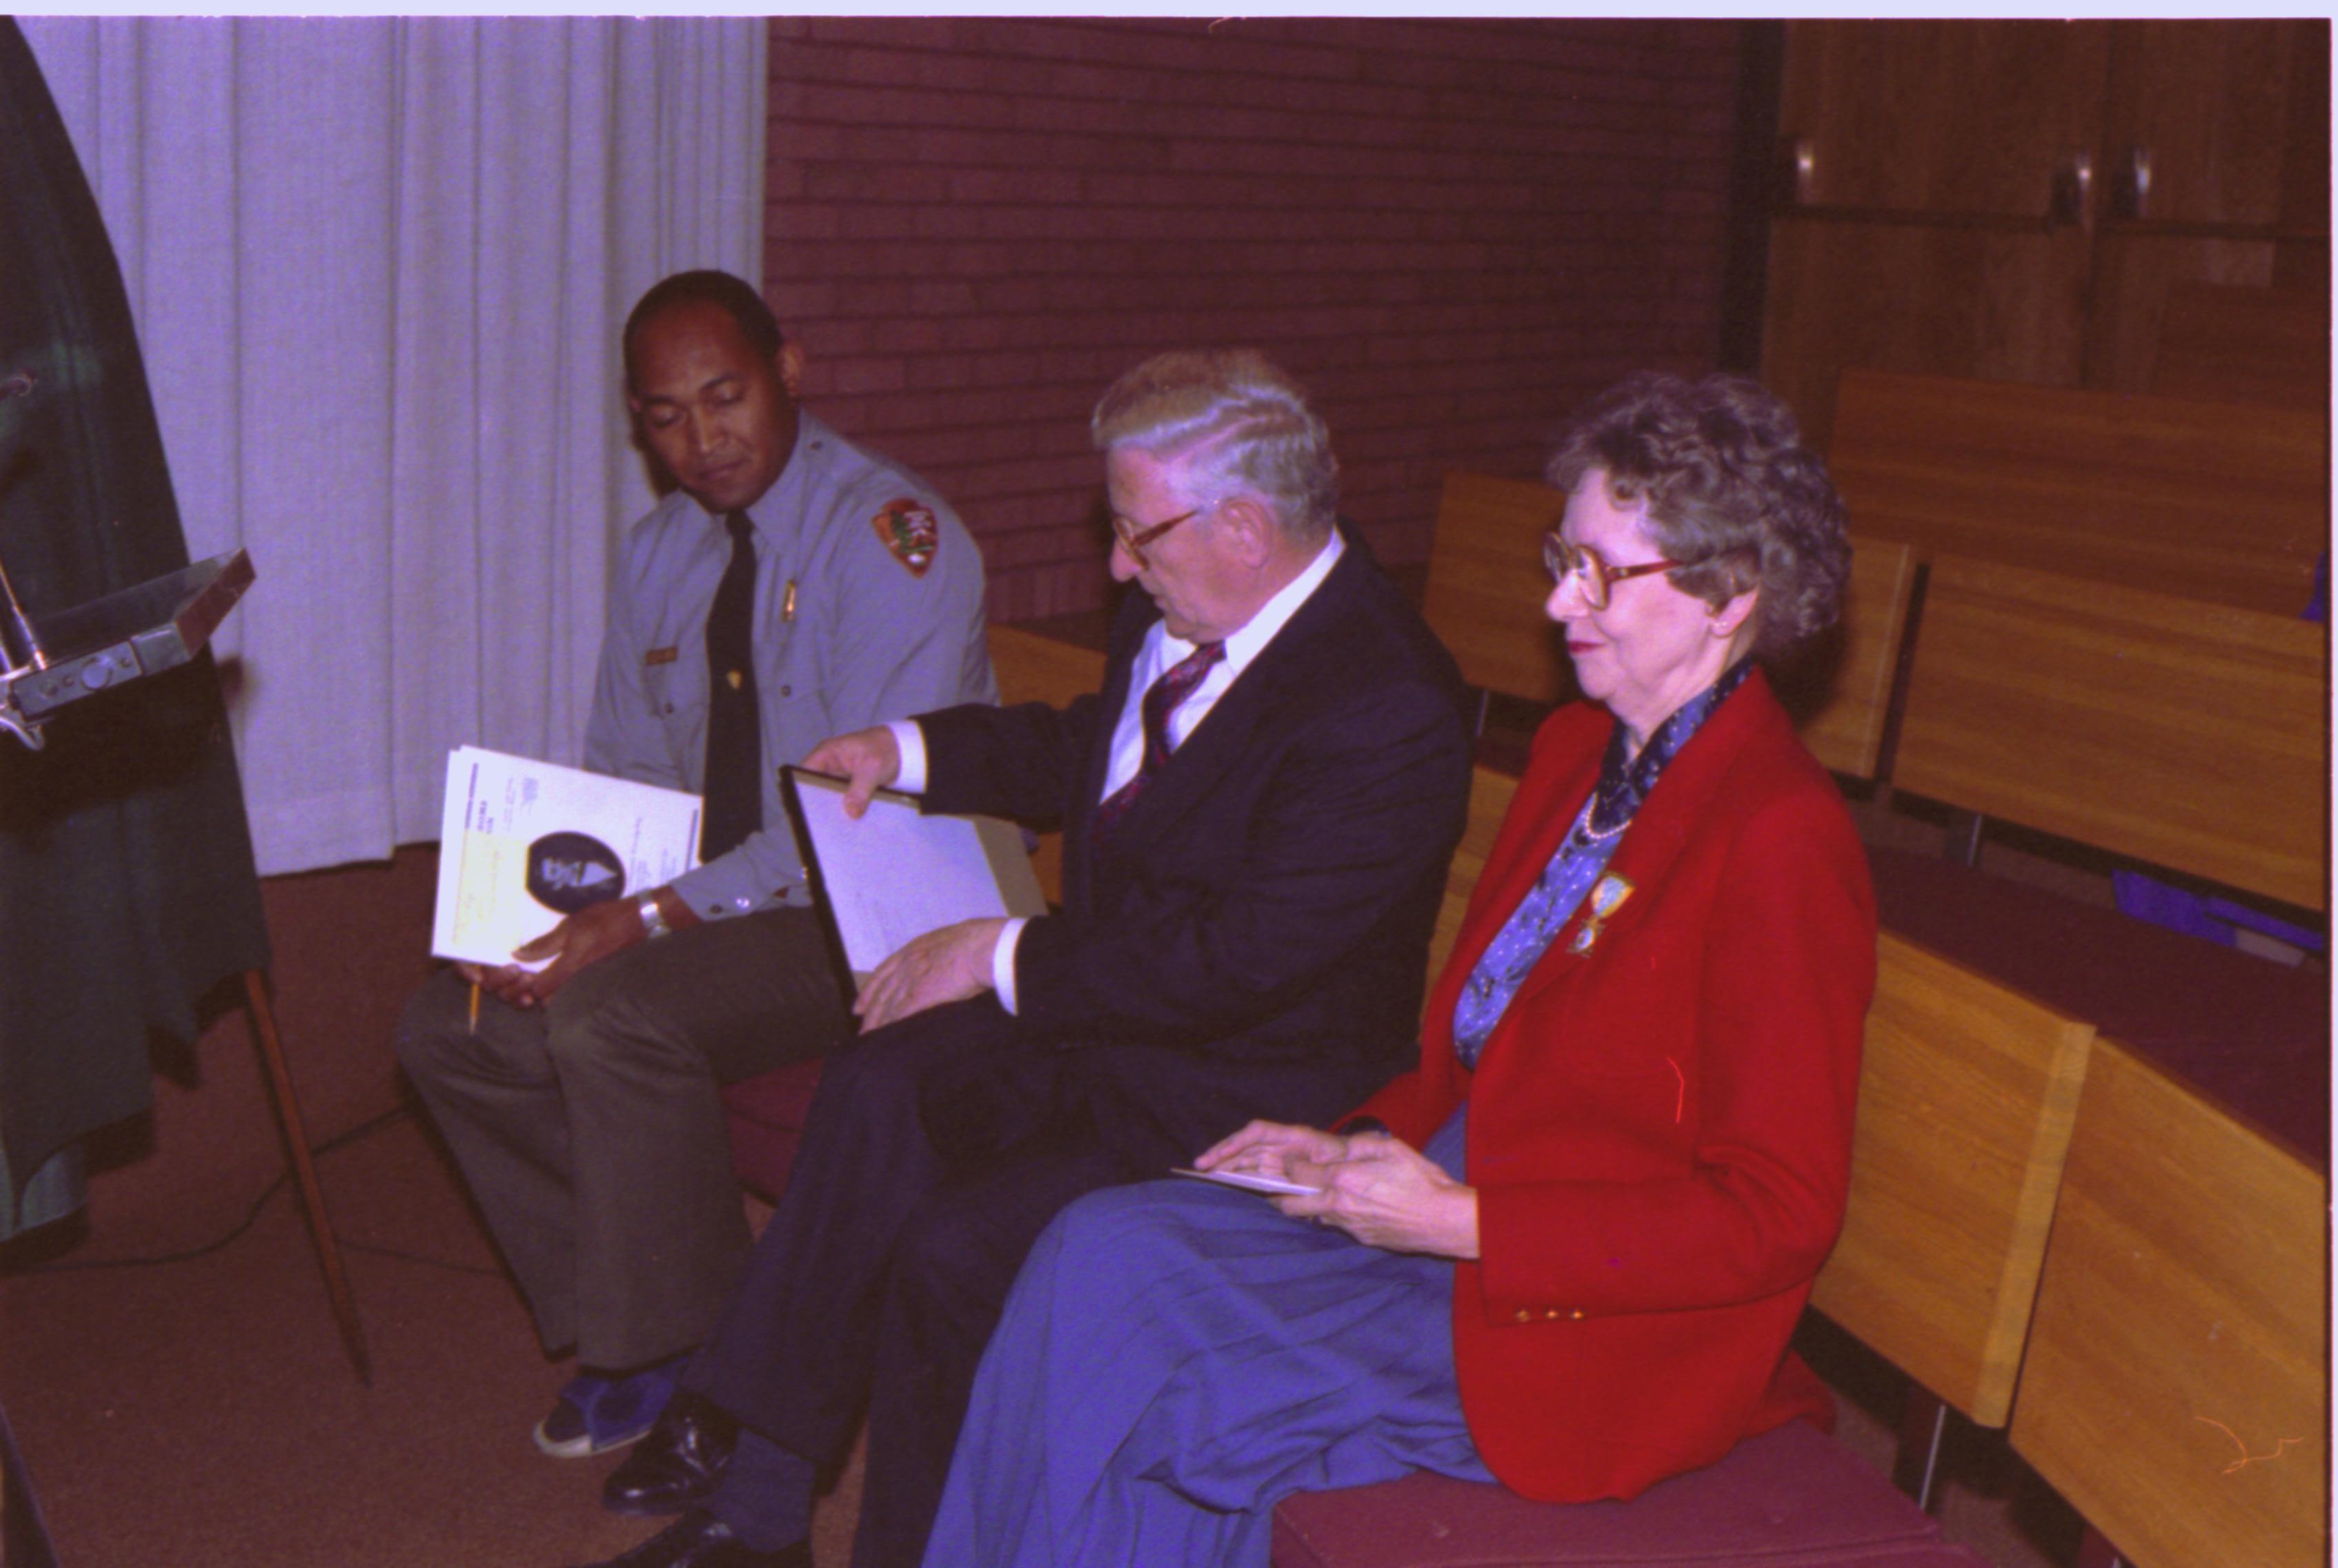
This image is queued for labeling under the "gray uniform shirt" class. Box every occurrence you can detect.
[584,412,995,921]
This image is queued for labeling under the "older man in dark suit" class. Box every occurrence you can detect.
[579,348,1472,1568]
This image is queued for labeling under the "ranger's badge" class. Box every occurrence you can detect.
[872,497,941,577]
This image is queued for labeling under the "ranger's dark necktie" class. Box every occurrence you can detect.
[700,510,762,860]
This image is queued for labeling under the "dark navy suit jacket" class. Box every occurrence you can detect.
[917,537,1473,1159]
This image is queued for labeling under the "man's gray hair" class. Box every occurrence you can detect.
[1091,350,1338,540]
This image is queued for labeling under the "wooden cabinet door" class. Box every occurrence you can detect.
[1780,19,2108,217]
[2100,19,2326,229]
[1765,21,2110,447]
[1763,18,2329,437]
[2084,20,2330,389]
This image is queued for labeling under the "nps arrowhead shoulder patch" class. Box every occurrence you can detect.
[871,497,941,577]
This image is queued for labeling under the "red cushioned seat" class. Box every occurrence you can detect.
[721,1060,825,1201]
[1271,1419,1988,1567]
[1866,846,2328,1167]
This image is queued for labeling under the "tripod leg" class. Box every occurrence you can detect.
[2,1394,62,1568]
[241,969,372,1384]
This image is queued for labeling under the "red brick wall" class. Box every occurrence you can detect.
[764,17,1746,621]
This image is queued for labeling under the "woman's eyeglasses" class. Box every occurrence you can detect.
[1543,534,1680,611]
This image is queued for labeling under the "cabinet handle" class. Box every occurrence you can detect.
[2111,146,2152,221]
[2048,150,2094,230]
[1776,137,1816,207]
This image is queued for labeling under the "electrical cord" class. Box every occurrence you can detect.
[14,1104,502,1281]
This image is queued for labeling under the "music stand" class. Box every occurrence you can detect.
[0,535,372,1383]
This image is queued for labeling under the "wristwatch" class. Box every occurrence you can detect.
[636,891,673,940]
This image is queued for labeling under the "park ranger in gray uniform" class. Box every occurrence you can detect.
[394,270,993,1465]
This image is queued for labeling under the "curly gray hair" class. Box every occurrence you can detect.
[1547,372,1850,661]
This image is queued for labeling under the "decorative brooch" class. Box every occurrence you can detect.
[1567,874,1636,955]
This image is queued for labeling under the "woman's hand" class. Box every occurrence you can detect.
[1277,1133,1480,1259]
[1196,1119,1351,1189]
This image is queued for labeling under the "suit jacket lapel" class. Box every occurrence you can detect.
[1081,611,1140,820]
[1065,594,1153,915]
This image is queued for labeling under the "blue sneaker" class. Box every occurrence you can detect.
[533,1358,684,1458]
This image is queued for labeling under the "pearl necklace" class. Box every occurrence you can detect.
[1579,791,1633,842]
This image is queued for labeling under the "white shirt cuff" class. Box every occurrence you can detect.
[991,916,1028,1014]
[888,720,929,794]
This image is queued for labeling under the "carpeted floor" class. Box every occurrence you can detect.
[0,845,864,1568]
[1,1112,864,1568]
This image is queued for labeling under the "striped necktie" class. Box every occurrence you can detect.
[1091,639,1225,843]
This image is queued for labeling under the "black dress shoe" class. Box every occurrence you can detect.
[567,1509,807,1568]
[602,1395,737,1517]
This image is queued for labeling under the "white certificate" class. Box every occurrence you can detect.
[431,746,702,969]
[1171,1167,1325,1197]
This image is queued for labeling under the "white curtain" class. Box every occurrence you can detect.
[19,17,766,875]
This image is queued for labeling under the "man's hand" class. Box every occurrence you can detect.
[1274,1133,1480,1258]
[800,726,904,819]
[1196,1119,1352,1189]
[854,916,1005,1031]
[496,896,667,1007]
[462,957,537,1009]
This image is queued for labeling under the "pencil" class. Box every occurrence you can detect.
[468,980,482,1033]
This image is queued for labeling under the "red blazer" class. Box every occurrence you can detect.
[1349,671,1876,1502]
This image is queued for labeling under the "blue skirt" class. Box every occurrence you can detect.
[924,1113,1489,1567]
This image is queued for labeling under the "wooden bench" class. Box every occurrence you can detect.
[1827,368,2326,617]
[1870,553,2328,1162]
[1857,555,2332,1534]
[1419,468,1919,781]
[982,624,1111,906]
[1418,470,1572,709]
[1423,765,1517,989]
[2008,1042,2328,1568]
[1892,555,2326,913]
[1804,937,2093,1435]
[1272,932,2092,1567]
[1785,536,1915,783]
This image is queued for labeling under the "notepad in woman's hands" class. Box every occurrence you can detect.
[1171,1166,1322,1197]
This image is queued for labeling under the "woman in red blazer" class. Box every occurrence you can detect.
[922,373,1877,1568]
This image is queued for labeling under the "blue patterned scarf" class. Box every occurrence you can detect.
[1451,659,1754,1066]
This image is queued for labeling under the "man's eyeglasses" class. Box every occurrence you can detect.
[1110,507,1200,570]
[1543,533,1681,611]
